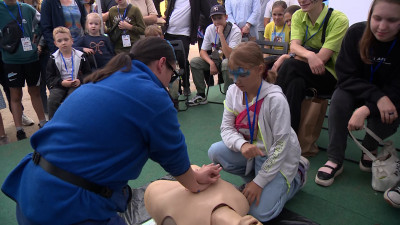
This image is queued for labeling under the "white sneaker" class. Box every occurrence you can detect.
[188,95,208,106]
[22,114,34,126]
[384,182,400,208]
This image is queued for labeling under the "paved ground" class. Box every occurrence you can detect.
[1,44,201,144]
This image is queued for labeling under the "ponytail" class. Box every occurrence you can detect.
[84,53,132,83]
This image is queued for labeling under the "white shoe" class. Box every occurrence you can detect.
[188,95,208,106]
[299,156,310,188]
[22,114,34,126]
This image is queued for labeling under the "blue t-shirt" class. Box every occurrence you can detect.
[1,60,191,224]
[62,1,84,41]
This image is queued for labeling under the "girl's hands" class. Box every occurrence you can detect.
[348,106,370,131]
[242,181,262,206]
[83,47,94,55]
[240,143,264,159]
[377,96,398,124]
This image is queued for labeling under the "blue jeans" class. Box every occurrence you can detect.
[208,141,302,222]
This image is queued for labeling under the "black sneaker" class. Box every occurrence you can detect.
[16,130,27,141]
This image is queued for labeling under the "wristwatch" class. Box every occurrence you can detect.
[289,53,296,58]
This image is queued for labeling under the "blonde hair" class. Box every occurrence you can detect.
[52,26,72,40]
[144,25,163,37]
[85,13,102,33]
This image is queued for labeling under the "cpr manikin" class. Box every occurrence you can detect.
[144,166,262,225]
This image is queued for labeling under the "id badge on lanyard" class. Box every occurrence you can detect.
[118,6,131,47]
[122,35,131,47]
[3,2,33,51]
[21,37,32,51]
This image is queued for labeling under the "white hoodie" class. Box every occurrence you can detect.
[221,80,301,189]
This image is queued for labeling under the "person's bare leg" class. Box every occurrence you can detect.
[10,87,23,128]
[0,112,8,145]
[27,86,46,122]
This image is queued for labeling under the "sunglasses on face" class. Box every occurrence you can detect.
[166,62,180,83]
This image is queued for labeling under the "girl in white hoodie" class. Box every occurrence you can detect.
[208,41,309,223]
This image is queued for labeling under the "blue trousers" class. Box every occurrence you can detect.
[208,141,302,222]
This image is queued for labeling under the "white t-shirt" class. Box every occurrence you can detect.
[61,56,74,81]
[264,0,299,19]
[166,0,191,36]
[201,23,242,51]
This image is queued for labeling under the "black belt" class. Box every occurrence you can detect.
[32,151,113,198]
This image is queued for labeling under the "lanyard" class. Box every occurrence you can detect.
[3,1,25,36]
[214,32,218,49]
[303,12,329,46]
[370,39,397,83]
[60,52,74,80]
[118,6,128,34]
[273,23,286,40]
[244,82,262,144]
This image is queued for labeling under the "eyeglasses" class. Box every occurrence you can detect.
[166,62,180,83]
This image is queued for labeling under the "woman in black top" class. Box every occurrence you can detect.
[315,0,400,189]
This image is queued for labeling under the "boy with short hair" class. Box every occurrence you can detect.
[0,0,47,140]
[46,26,91,119]
[188,4,242,106]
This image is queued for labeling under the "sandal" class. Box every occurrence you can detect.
[315,161,343,187]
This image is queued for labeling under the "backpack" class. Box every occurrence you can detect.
[0,16,23,54]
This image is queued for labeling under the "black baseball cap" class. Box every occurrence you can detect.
[210,4,226,17]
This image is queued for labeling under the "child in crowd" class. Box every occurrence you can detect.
[283,5,301,30]
[46,27,91,119]
[208,41,309,223]
[106,0,145,53]
[74,13,115,69]
[264,1,290,44]
[144,24,164,38]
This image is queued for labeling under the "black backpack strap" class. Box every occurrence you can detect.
[217,22,233,49]
[321,8,333,44]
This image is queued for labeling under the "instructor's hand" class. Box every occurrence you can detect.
[194,163,222,184]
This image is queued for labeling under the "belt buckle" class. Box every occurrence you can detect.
[32,151,41,165]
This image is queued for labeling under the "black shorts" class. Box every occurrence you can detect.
[3,61,41,88]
